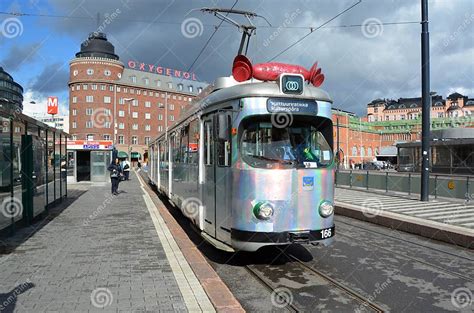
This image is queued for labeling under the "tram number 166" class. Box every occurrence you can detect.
[320,228,332,239]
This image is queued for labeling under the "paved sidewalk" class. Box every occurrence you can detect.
[335,187,474,248]
[0,171,214,312]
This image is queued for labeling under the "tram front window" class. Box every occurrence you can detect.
[241,119,333,169]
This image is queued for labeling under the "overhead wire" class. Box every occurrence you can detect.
[268,0,363,61]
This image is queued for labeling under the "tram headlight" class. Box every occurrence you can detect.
[319,201,334,218]
[253,202,274,220]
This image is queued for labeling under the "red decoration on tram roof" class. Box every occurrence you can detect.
[231,55,325,87]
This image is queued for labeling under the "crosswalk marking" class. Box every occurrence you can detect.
[389,203,459,212]
[335,188,474,230]
[414,208,474,217]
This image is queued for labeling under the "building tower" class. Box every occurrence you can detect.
[0,66,23,113]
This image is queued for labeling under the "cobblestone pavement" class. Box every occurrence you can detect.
[0,172,200,312]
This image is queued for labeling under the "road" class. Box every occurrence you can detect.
[157,193,474,312]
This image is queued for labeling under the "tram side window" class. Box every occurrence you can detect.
[188,119,199,165]
[179,126,189,163]
[217,115,231,167]
[204,121,213,166]
[172,134,180,162]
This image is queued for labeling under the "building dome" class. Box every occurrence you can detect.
[0,67,23,112]
[75,32,119,60]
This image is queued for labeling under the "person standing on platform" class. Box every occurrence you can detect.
[108,158,122,195]
[122,159,131,180]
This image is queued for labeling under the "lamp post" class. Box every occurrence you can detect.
[123,98,135,160]
[158,92,168,140]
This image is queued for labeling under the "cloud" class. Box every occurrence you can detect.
[0,42,43,71]
[28,62,69,95]
[38,0,474,115]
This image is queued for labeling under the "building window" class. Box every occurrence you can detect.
[118,110,125,117]
[76,85,81,91]
[72,109,77,116]
[103,134,111,140]
[170,104,175,110]
[100,84,106,90]
[155,92,159,97]
[178,96,182,100]
[87,69,94,75]
[104,108,111,115]
[197,87,202,94]
[123,88,128,93]
[130,76,137,83]
[188,85,193,93]
[158,114,163,121]
[72,96,77,103]
[86,121,93,128]
[178,84,183,91]
[119,97,124,104]
[132,136,138,145]
[137,89,141,95]
[170,115,175,122]
[109,85,114,91]
[132,124,138,130]
[86,108,93,115]
[157,80,161,87]
[86,95,93,103]
[161,93,165,98]
[118,135,124,144]
[158,125,163,131]
[86,134,94,140]
[92,84,97,90]
[132,112,138,118]
[104,69,111,76]
[144,78,149,85]
[145,125,151,131]
[132,99,138,106]
[145,113,151,119]
[73,70,78,76]
[116,86,121,92]
[130,88,135,94]
[145,137,150,145]
[144,90,147,96]
[104,122,111,128]
[145,101,151,108]
[72,121,77,129]
[72,135,77,140]
[83,84,88,90]
[119,123,125,129]
[104,96,111,103]
[168,82,173,89]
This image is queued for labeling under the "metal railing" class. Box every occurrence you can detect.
[335,170,474,201]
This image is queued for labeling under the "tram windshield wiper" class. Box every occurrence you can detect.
[247,155,294,165]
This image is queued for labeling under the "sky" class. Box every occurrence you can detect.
[0,0,473,117]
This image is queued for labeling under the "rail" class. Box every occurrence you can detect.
[335,170,474,201]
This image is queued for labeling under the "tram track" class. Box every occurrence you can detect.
[335,218,474,261]
[335,219,474,281]
[245,247,386,313]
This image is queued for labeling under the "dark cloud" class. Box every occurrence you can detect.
[39,0,474,114]
[29,62,69,95]
[0,43,43,71]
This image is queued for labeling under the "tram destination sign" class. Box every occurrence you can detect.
[267,98,318,114]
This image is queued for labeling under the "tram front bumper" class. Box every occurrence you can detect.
[231,226,335,251]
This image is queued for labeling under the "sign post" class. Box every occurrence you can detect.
[47,96,58,127]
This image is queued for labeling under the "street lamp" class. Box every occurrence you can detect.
[157,91,168,140]
[123,97,135,160]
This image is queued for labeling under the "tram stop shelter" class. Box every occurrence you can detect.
[0,106,68,234]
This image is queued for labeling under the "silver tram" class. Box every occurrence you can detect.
[147,73,335,252]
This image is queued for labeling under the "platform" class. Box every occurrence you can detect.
[0,170,241,312]
[335,187,474,249]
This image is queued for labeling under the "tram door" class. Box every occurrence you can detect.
[202,117,216,237]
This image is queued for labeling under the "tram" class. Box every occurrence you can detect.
[147,55,335,252]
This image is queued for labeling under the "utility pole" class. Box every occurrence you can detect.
[420,0,431,201]
[336,110,340,170]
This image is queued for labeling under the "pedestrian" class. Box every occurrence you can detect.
[137,160,141,169]
[122,159,131,180]
[107,158,122,195]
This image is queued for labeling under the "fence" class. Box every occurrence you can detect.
[335,170,474,201]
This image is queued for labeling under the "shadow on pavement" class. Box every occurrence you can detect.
[0,281,35,313]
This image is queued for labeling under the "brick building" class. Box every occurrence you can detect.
[68,32,207,161]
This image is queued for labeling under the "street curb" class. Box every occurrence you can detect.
[139,173,244,312]
[335,202,474,250]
